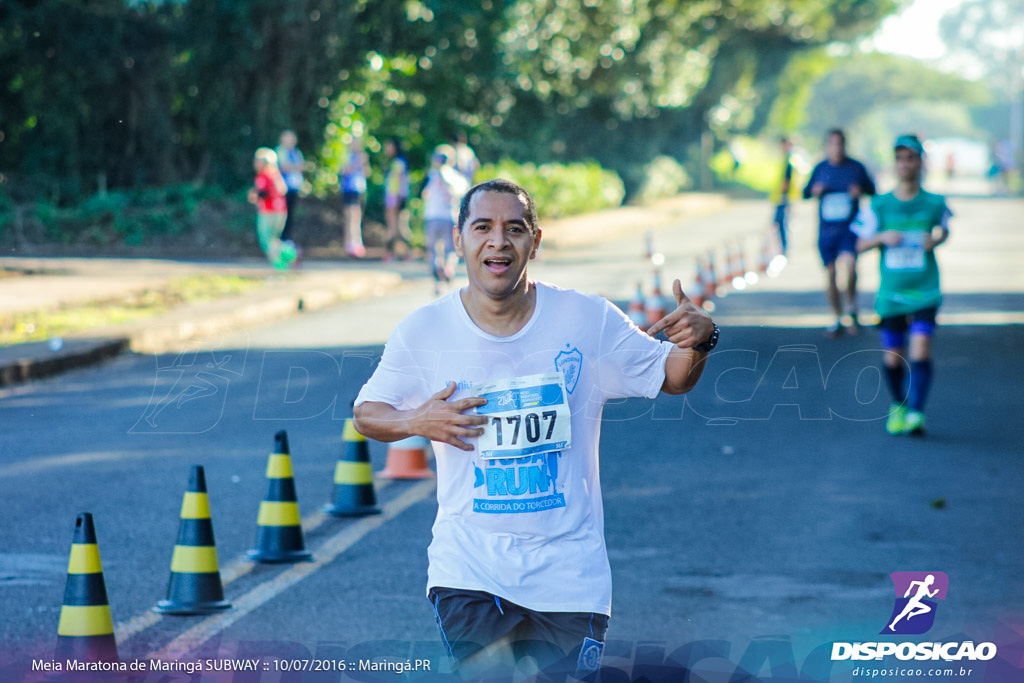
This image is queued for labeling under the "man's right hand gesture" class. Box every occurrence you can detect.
[408,382,488,452]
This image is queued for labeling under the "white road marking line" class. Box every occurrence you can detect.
[145,478,436,660]
[114,483,391,643]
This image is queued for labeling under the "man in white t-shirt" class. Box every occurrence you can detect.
[354,179,717,680]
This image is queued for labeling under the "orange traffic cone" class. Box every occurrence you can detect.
[690,258,706,308]
[720,244,734,289]
[627,282,647,327]
[744,243,760,286]
[324,419,381,517]
[643,229,654,260]
[645,270,667,326]
[153,465,231,614]
[704,250,717,298]
[247,430,312,563]
[731,241,746,281]
[378,436,434,479]
[759,234,772,273]
[56,513,118,663]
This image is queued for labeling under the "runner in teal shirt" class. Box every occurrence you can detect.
[869,189,947,318]
[854,135,951,436]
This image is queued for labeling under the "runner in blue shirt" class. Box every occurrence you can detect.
[803,128,876,337]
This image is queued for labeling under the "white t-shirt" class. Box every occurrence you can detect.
[354,282,674,615]
[423,166,470,222]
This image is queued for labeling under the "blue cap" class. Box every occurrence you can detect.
[894,134,924,155]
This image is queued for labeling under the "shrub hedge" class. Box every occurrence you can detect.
[477,160,625,219]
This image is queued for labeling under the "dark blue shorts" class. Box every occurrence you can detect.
[428,586,609,676]
[818,225,858,266]
[878,307,939,348]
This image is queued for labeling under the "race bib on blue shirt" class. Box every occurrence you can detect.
[821,192,853,222]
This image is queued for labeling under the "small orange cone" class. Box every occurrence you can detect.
[627,282,647,327]
[324,419,382,517]
[720,244,734,288]
[378,436,434,479]
[690,258,706,308]
[759,234,772,273]
[645,270,667,326]
[741,241,757,282]
[704,250,717,298]
[56,513,118,663]
[731,241,746,281]
[153,465,232,614]
[247,431,312,563]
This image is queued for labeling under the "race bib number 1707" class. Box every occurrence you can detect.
[474,373,572,459]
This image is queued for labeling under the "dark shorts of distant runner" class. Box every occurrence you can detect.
[818,224,858,266]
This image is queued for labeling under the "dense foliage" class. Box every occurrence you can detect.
[480,159,625,217]
[1,0,903,211]
[789,52,992,138]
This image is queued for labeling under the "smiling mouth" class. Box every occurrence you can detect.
[483,257,513,273]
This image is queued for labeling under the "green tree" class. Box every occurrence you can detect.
[939,0,1024,171]
[789,52,992,146]
[1,0,908,206]
[939,0,1024,91]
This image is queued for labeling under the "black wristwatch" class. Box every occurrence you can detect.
[694,323,719,353]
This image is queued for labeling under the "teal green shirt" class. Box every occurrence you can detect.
[869,190,949,318]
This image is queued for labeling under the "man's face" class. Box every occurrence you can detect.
[826,133,846,163]
[454,190,541,300]
[895,147,922,182]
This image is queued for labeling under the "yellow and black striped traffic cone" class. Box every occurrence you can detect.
[55,513,118,662]
[247,430,312,563]
[324,419,381,517]
[153,465,232,615]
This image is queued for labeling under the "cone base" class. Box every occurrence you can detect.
[378,442,433,479]
[246,548,313,563]
[323,502,382,518]
[248,525,311,563]
[55,634,119,663]
[153,598,232,615]
[377,467,434,479]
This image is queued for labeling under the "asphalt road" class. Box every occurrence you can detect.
[2,197,1023,682]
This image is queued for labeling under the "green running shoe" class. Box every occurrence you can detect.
[886,403,907,435]
[902,410,926,436]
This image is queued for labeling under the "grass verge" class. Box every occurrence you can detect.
[0,274,272,346]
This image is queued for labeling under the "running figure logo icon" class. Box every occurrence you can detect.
[882,571,949,635]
